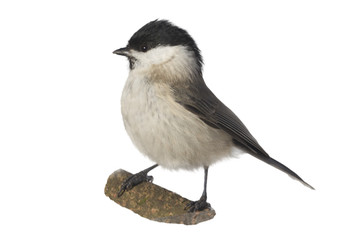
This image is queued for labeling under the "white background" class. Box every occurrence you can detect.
[1,0,359,239]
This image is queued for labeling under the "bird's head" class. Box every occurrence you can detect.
[113,20,203,81]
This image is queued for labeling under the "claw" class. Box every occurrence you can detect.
[146,175,154,183]
[185,199,211,212]
[117,166,158,197]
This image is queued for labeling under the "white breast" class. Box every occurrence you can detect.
[121,69,234,170]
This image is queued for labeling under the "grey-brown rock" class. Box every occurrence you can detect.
[104,169,216,225]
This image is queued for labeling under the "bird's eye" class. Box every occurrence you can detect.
[141,45,148,52]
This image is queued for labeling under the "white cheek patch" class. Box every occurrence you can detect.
[131,46,195,68]
[135,46,174,65]
[130,45,199,81]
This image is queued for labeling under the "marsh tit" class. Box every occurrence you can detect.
[113,20,314,212]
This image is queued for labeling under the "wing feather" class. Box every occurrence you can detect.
[172,81,269,158]
[171,80,314,189]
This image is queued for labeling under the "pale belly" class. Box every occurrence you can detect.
[121,75,234,170]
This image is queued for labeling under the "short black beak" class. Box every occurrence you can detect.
[113,47,130,56]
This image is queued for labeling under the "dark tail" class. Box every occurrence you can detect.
[262,157,315,190]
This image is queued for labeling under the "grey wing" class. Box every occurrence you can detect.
[171,81,270,159]
[171,81,315,189]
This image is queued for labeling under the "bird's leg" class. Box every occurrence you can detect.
[117,164,158,197]
[185,166,211,212]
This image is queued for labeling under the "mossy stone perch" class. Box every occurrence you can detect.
[104,169,216,225]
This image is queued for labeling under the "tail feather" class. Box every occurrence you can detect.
[262,157,315,190]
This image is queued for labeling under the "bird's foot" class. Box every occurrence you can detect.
[185,196,211,212]
[117,171,154,197]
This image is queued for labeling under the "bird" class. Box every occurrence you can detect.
[113,19,314,212]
